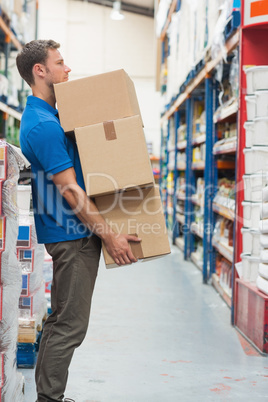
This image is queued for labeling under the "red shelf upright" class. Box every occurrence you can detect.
[234,0,268,352]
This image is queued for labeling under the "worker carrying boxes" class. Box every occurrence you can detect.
[54,69,170,267]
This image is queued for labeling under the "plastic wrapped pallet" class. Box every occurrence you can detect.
[0,141,27,402]
[1,350,24,402]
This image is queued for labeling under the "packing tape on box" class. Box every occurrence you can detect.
[129,233,144,259]
[103,121,117,141]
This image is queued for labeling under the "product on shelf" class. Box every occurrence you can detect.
[219,257,232,296]
[176,152,186,169]
[177,124,187,142]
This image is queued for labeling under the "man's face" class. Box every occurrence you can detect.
[44,48,71,89]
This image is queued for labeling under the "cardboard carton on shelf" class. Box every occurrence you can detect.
[54,69,143,134]
[95,186,171,268]
[75,115,154,197]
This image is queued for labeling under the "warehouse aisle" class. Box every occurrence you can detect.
[20,245,268,401]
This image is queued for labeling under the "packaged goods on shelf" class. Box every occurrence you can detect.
[17,184,31,216]
[241,253,260,283]
[166,11,180,102]
[260,250,268,264]
[0,143,7,181]
[244,118,268,147]
[0,74,8,104]
[244,65,268,94]
[217,122,237,139]
[243,173,268,202]
[20,245,45,297]
[168,151,175,171]
[155,0,172,37]
[244,146,268,174]
[210,0,236,60]
[241,228,261,256]
[242,201,262,230]
[219,257,232,297]
[259,262,268,279]
[75,115,154,197]
[167,172,174,191]
[17,248,34,272]
[176,152,186,169]
[256,275,268,296]
[192,143,206,164]
[95,186,170,268]
[213,216,234,248]
[55,69,142,134]
[177,124,187,142]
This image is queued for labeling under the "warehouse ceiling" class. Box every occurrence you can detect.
[74,0,155,18]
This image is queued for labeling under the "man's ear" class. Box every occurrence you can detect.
[33,63,46,79]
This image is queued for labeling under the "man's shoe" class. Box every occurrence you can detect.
[64,399,75,402]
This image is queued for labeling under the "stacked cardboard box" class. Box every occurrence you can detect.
[55,69,171,268]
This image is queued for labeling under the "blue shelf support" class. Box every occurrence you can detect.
[159,126,164,197]
[203,76,215,283]
[172,110,180,244]
[165,119,171,225]
[184,97,194,260]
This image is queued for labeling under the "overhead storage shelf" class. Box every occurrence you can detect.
[0,101,22,121]
[212,202,235,222]
[0,16,22,51]
[213,99,238,123]
[160,31,240,122]
[212,237,234,263]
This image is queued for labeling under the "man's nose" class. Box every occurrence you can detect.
[65,65,71,73]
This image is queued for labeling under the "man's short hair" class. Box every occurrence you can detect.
[16,39,60,86]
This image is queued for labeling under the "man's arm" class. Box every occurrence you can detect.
[52,167,140,266]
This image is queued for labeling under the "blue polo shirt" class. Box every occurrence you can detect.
[20,95,91,244]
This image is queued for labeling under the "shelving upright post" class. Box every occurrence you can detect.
[184,97,194,260]
[203,75,215,283]
[172,110,180,244]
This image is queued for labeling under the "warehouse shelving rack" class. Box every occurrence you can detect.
[159,1,240,311]
[0,11,23,143]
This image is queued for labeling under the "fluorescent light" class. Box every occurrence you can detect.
[110,1,125,20]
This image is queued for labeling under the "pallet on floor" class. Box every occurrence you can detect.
[18,307,47,343]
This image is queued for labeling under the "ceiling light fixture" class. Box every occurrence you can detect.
[110,0,125,21]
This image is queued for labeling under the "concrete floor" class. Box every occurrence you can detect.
[20,245,268,401]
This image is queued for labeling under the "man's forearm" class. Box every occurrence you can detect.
[62,183,113,240]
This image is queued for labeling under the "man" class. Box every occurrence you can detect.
[16,39,140,402]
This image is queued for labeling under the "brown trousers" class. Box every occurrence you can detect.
[35,235,101,402]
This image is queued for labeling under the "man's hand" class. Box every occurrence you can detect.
[103,232,141,266]
[52,167,141,265]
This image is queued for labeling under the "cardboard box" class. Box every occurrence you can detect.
[95,186,171,268]
[75,115,154,197]
[54,69,143,133]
